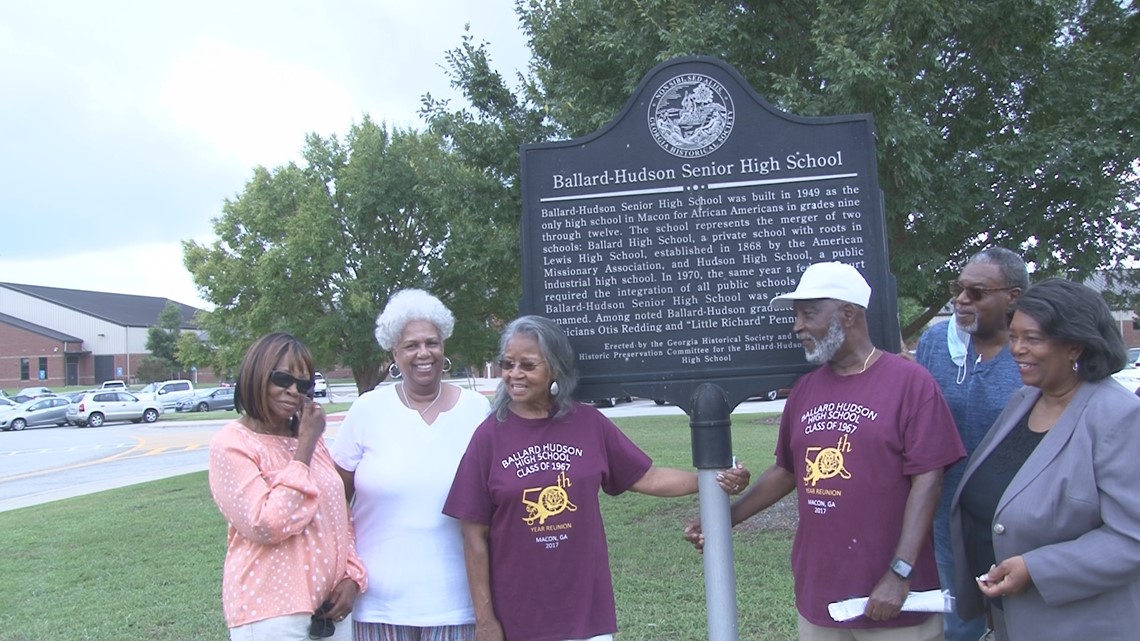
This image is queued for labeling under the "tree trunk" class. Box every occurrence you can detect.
[351,363,384,395]
[902,304,946,341]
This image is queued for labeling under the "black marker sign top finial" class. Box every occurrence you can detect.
[520,56,899,411]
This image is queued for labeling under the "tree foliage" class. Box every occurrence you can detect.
[144,302,184,379]
[183,117,513,391]
[182,0,1138,373]
[135,356,173,384]
[421,31,559,357]
[433,0,1139,336]
[175,332,216,380]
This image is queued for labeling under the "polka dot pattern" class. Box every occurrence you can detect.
[208,421,367,627]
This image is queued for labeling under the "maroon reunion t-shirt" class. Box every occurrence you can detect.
[775,352,964,628]
[444,403,652,641]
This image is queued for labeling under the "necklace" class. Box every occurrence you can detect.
[857,346,875,371]
[400,382,442,416]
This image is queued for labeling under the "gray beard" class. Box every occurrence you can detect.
[955,313,978,334]
[803,316,845,364]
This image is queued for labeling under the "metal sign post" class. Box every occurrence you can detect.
[690,383,738,641]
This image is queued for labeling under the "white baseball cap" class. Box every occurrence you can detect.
[770,262,872,308]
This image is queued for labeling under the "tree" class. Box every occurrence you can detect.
[432,0,1139,337]
[183,118,509,391]
[145,302,184,379]
[135,356,172,385]
[175,332,217,381]
[422,32,558,361]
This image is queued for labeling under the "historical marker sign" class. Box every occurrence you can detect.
[520,56,899,410]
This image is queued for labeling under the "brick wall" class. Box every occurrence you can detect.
[0,323,68,391]
[0,323,224,390]
[1122,318,1140,349]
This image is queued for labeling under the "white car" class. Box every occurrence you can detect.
[313,372,328,398]
[1111,363,1140,394]
[67,391,162,427]
[135,379,195,410]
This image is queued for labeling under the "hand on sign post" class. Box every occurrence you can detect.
[716,459,750,495]
[683,518,707,552]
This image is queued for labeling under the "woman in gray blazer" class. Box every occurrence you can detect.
[950,279,1140,641]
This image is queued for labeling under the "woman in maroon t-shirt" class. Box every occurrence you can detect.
[444,315,749,641]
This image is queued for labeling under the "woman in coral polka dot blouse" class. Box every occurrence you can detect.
[209,332,366,641]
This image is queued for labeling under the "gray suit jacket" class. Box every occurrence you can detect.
[950,378,1140,641]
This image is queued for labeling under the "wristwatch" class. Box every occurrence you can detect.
[889,557,913,580]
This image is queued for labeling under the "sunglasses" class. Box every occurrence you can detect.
[308,615,334,639]
[948,281,1018,302]
[309,600,334,638]
[269,370,315,395]
[498,359,545,372]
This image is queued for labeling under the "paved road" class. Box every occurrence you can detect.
[0,420,225,512]
[0,380,783,513]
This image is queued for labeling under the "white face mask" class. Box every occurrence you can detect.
[947,317,971,368]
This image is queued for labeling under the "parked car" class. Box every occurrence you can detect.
[62,390,95,403]
[134,379,195,410]
[592,394,633,408]
[758,386,794,401]
[1129,347,1140,367]
[67,391,162,427]
[1112,362,1140,394]
[99,380,128,390]
[0,397,72,431]
[0,397,17,410]
[175,387,235,413]
[313,372,328,398]
[16,386,54,399]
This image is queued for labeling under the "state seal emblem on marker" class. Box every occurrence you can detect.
[648,73,735,158]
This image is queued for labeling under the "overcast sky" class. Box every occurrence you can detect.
[0,1,530,308]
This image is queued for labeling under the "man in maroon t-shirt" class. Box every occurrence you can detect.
[687,262,964,641]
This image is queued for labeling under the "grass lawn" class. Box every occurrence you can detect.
[0,413,798,641]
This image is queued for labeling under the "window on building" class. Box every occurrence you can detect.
[20,358,29,380]
[1133,319,1139,331]
[38,357,47,380]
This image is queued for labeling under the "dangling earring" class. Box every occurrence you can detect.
[550,380,560,396]
[1072,360,1079,373]
[443,357,453,373]
[388,363,402,379]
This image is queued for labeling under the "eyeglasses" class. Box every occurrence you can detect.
[498,359,545,372]
[269,370,315,395]
[948,281,1019,302]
